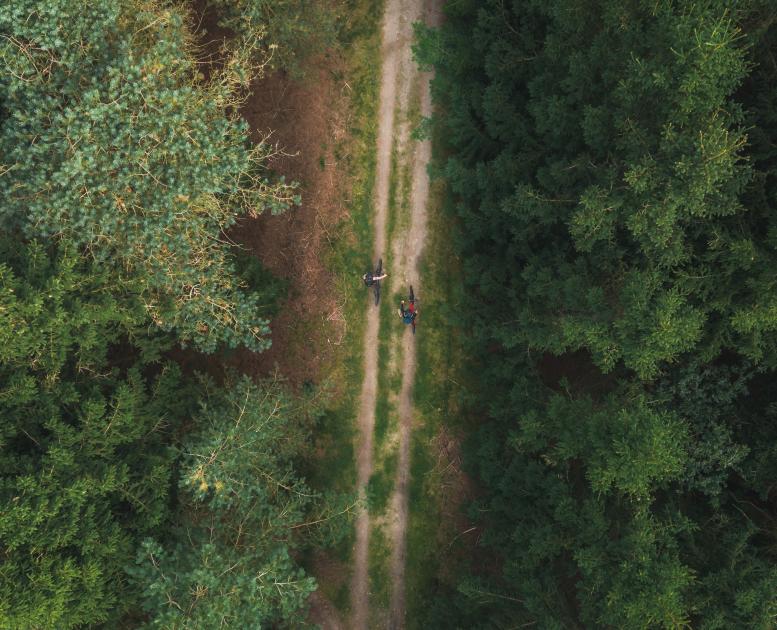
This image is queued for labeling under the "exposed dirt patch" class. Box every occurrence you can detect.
[188,2,352,390]
[307,591,344,630]
[227,61,351,387]
[306,550,349,630]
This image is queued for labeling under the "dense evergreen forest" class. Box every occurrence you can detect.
[0,1,347,627]
[417,1,777,628]
[11,0,777,627]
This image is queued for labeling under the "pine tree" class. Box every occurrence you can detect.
[0,0,297,352]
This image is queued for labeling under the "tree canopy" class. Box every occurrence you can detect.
[0,1,348,626]
[416,0,777,627]
[1,0,296,353]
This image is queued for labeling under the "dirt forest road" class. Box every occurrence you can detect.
[350,0,441,628]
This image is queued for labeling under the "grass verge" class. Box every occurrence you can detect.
[368,524,392,612]
[299,0,384,613]
[404,173,470,628]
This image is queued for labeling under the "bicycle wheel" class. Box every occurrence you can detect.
[409,285,414,303]
[376,257,382,275]
[374,280,380,306]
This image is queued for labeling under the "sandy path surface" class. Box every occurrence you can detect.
[350,0,441,628]
[386,2,442,628]
[349,1,404,627]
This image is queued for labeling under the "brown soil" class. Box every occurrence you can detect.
[427,427,480,580]
[233,53,353,630]
[227,60,351,386]
[188,3,350,390]
[308,591,344,630]
[189,6,355,630]
[306,549,349,630]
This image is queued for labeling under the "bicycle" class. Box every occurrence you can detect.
[374,258,383,306]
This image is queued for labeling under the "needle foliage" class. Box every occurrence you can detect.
[416,1,777,627]
[0,1,349,627]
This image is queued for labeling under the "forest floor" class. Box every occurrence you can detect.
[349,0,442,628]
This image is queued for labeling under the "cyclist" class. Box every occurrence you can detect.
[398,299,417,326]
[363,271,388,286]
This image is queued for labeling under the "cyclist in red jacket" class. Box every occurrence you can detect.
[398,299,417,333]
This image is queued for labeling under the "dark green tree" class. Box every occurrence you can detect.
[0,238,192,627]
[415,0,777,626]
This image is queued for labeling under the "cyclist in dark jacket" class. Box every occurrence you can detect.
[363,271,388,286]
